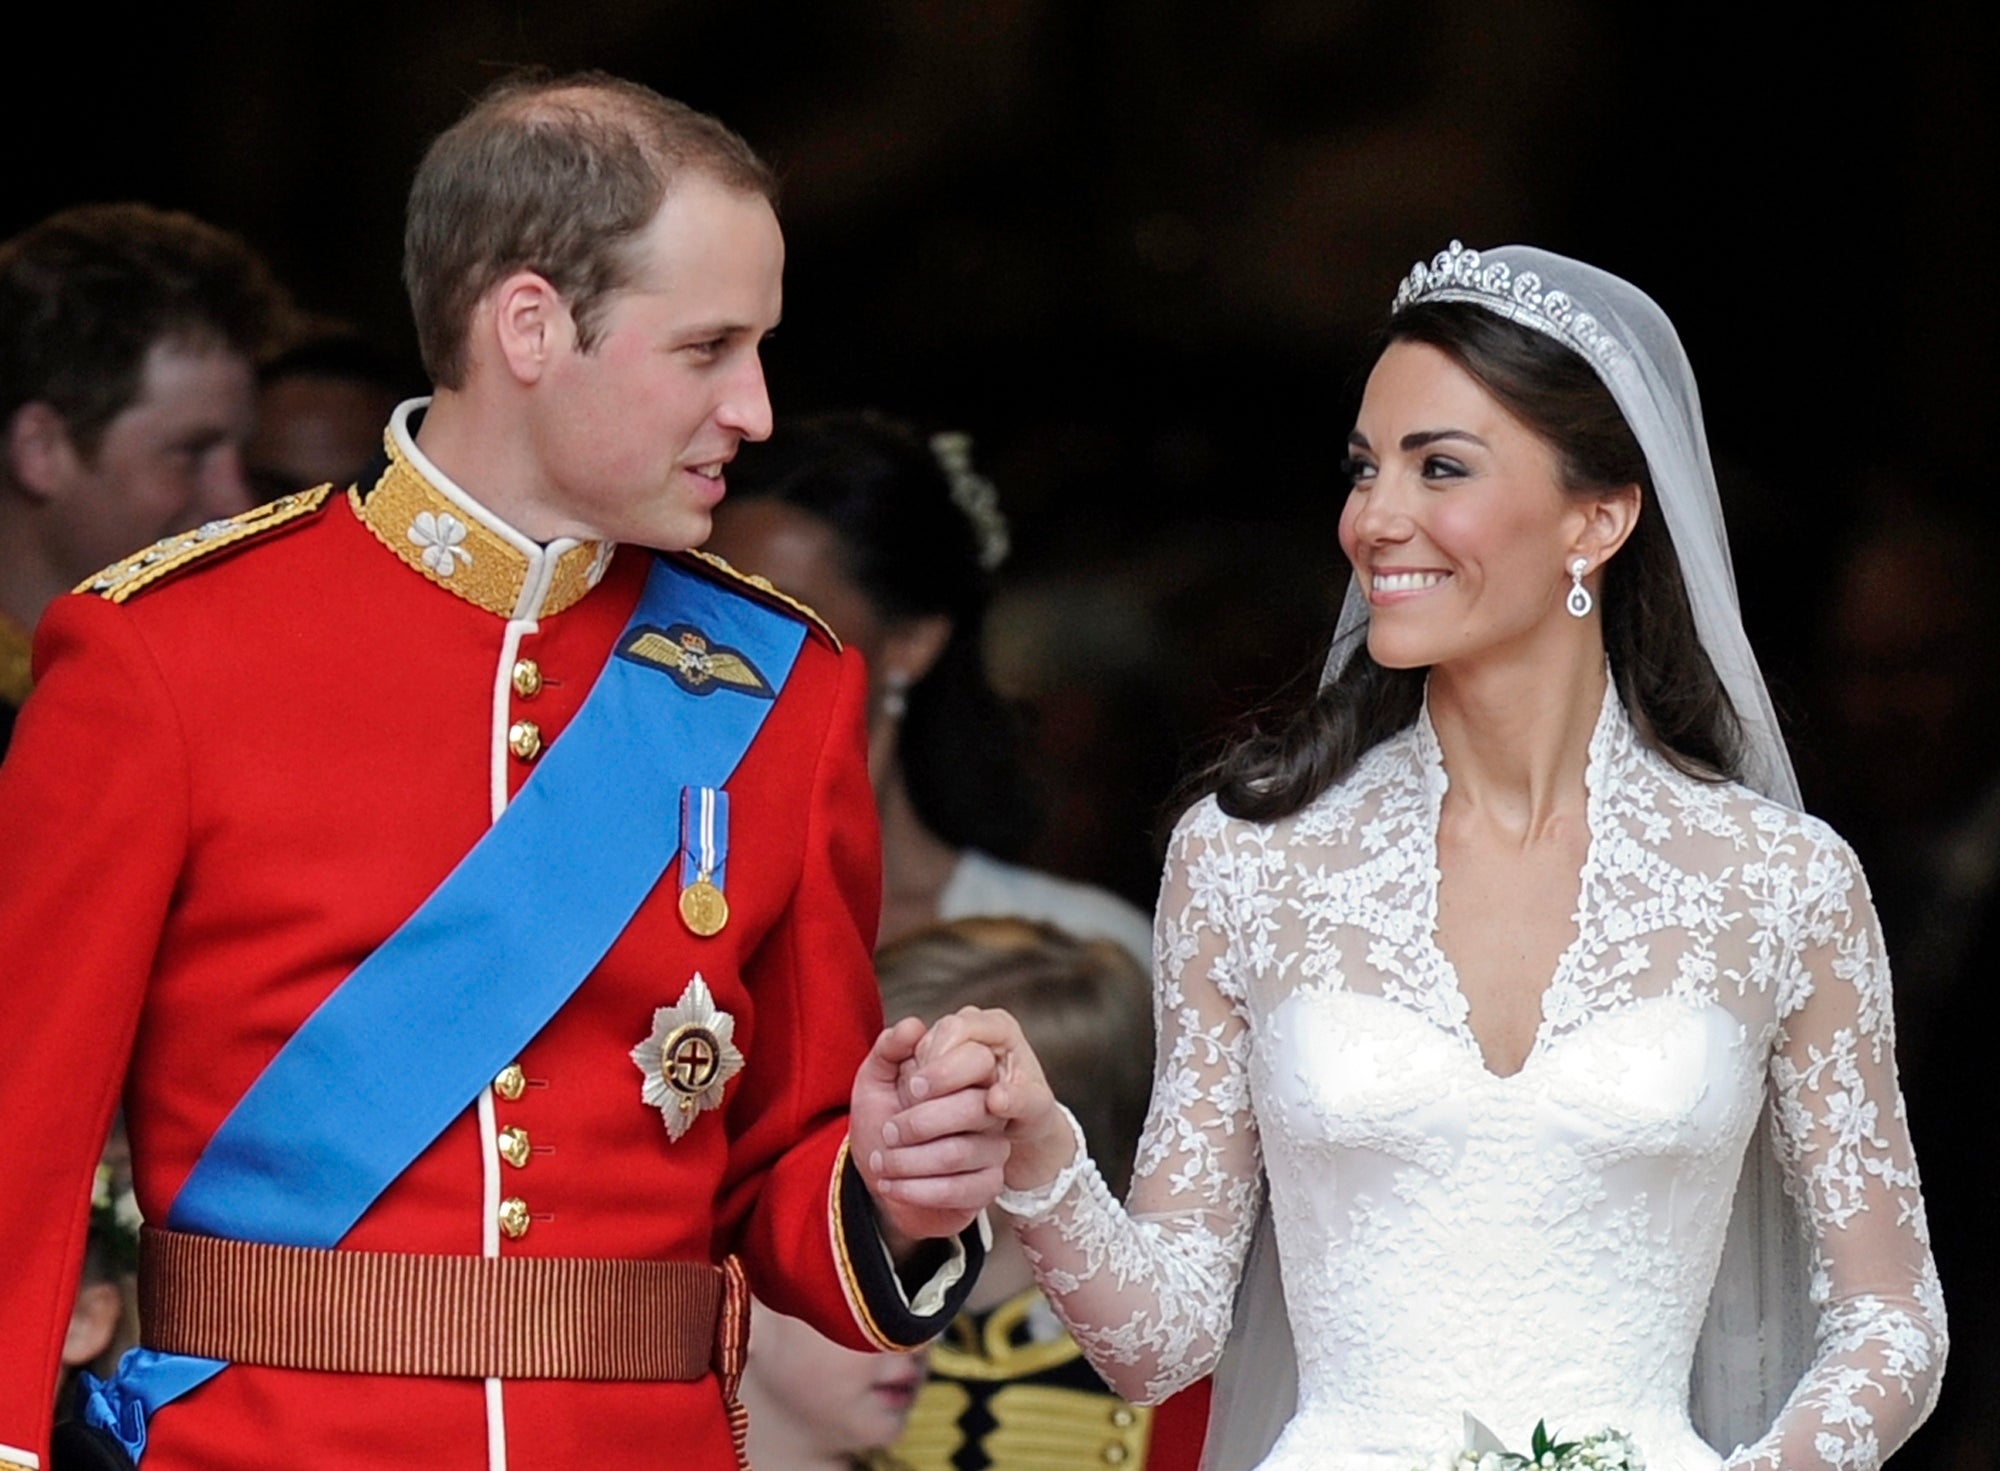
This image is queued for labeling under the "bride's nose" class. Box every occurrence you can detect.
[1342,478,1415,550]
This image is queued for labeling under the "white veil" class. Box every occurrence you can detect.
[1200,243,1812,1469]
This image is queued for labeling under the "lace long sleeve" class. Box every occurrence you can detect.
[1003,800,1266,1404]
[1724,829,1948,1471]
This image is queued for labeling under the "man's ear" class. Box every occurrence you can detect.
[486,270,575,388]
[7,401,87,503]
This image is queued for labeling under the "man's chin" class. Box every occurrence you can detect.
[623,510,712,555]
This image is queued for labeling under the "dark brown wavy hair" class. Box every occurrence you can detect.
[1206,301,1746,822]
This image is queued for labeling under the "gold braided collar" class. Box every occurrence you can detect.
[0,609,32,708]
[352,410,611,621]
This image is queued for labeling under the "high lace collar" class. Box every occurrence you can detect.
[350,398,613,621]
[1410,671,1634,816]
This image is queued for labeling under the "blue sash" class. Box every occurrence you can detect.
[81,555,808,1460]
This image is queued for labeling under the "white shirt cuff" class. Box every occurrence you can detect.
[872,1209,994,1317]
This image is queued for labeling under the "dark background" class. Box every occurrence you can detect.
[6,3,1992,847]
[8,5,1995,1463]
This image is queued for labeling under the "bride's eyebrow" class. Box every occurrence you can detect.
[1400,429,1488,451]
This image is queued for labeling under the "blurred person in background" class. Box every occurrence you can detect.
[876,916,1208,1471]
[1809,491,2000,1471]
[244,328,414,501]
[740,1299,929,1471]
[706,410,1154,960]
[0,202,284,755]
[55,1159,138,1426]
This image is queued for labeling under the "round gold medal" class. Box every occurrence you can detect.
[679,878,729,937]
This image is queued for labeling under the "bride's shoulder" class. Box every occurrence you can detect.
[1168,725,1421,860]
[1636,753,1862,877]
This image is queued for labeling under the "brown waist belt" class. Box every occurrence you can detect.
[139,1226,746,1382]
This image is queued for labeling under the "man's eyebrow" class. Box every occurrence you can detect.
[670,318,765,341]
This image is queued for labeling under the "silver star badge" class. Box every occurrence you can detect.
[632,973,744,1141]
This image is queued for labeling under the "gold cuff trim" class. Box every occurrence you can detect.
[830,1136,903,1351]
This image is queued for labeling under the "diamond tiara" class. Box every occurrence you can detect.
[1391,240,1627,373]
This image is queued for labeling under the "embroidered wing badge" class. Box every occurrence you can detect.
[617,623,775,698]
[632,973,745,1141]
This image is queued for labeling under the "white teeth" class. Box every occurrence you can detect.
[1373,571,1450,593]
[694,465,723,480]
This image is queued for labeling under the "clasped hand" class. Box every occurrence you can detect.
[849,1008,1079,1243]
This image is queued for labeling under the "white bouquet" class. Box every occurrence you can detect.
[1417,1416,1645,1471]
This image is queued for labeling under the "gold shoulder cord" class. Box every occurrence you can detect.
[78,486,334,604]
[682,548,841,650]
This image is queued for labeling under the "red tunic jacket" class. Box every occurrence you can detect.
[0,424,955,1471]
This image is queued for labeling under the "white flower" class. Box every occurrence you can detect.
[409,510,472,577]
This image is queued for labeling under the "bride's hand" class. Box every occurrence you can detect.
[852,1016,1009,1242]
[909,1005,1075,1193]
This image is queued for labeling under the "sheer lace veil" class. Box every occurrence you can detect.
[1200,244,1812,1469]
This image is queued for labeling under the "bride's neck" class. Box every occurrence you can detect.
[1425,637,1606,837]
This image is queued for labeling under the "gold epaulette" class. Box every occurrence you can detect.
[679,548,841,650]
[77,486,334,604]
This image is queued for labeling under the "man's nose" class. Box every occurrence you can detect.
[718,354,774,443]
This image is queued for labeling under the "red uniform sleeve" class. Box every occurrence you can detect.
[719,643,978,1350]
[0,596,189,1464]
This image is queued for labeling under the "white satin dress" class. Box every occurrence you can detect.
[1005,690,1945,1471]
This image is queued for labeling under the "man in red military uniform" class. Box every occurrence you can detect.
[0,72,999,1471]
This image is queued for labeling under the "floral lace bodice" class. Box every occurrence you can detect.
[1007,693,1945,1471]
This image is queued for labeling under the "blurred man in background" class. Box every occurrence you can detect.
[0,202,284,753]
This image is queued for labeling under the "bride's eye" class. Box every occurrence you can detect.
[1339,456,1375,486]
[1421,455,1468,481]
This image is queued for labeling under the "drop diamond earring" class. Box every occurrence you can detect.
[1566,558,1593,619]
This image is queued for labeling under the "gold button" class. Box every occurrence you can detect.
[498,1126,531,1169]
[511,659,543,699]
[494,1063,526,1101]
[1109,1406,1135,1429]
[498,1197,531,1240]
[1102,1446,1129,1465]
[508,720,543,761]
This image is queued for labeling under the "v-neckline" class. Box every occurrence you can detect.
[1411,684,1615,1081]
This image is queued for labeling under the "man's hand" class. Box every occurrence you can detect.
[850,1016,1009,1243]
[911,1005,1075,1193]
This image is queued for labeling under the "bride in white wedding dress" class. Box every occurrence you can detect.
[885,244,1945,1471]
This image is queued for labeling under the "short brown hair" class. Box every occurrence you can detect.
[0,203,285,455]
[403,70,778,389]
[875,917,1154,1197]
